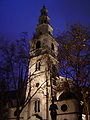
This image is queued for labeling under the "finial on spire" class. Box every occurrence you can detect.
[40,5,48,16]
[42,5,46,9]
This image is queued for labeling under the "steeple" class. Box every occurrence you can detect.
[25,6,59,120]
[35,5,53,36]
[39,5,50,25]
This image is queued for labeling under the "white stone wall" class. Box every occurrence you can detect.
[56,99,79,120]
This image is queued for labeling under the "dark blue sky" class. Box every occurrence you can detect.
[0,0,90,40]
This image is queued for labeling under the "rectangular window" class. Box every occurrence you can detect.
[35,62,41,71]
[35,100,40,112]
[35,101,37,112]
[38,100,40,112]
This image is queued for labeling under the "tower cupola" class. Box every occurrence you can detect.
[35,5,53,36]
[39,5,50,25]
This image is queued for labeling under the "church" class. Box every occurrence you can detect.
[8,6,86,120]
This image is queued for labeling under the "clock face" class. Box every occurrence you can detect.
[61,104,68,112]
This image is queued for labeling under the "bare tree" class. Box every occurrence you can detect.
[57,23,90,120]
[0,33,30,120]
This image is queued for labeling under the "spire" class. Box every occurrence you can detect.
[39,5,50,25]
[40,5,48,16]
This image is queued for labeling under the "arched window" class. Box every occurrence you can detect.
[35,100,40,112]
[51,43,54,51]
[36,41,41,49]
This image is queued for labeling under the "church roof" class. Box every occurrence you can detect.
[58,92,77,101]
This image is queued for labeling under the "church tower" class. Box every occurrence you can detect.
[26,5,59,120]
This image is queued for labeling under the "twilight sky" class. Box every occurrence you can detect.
[0,0,90,40]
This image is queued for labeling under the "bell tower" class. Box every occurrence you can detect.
[26,5,59,120]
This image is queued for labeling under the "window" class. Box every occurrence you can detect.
[36,62,41,71]
[36,41,41,49]
[35,100,40,112]
[40,32,42,35]
[40,20,43,24]
[61,104,68,112]
[49,31,51,34]
[44,20,46,23]
[51,43,54,50]
[36,83,39,87]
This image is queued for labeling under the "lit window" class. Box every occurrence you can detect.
[35,100,40,112]
[36,62,41,71]
[36,41,41,49]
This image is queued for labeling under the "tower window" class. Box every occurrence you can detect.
[40,32,42,35]
[36,62,41,71]
[44,20,46,23]
[51,43,54,51]
[49,31,51,35]
[35,100,40,112]
[36,41,41,49]
[41,20,43,24]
